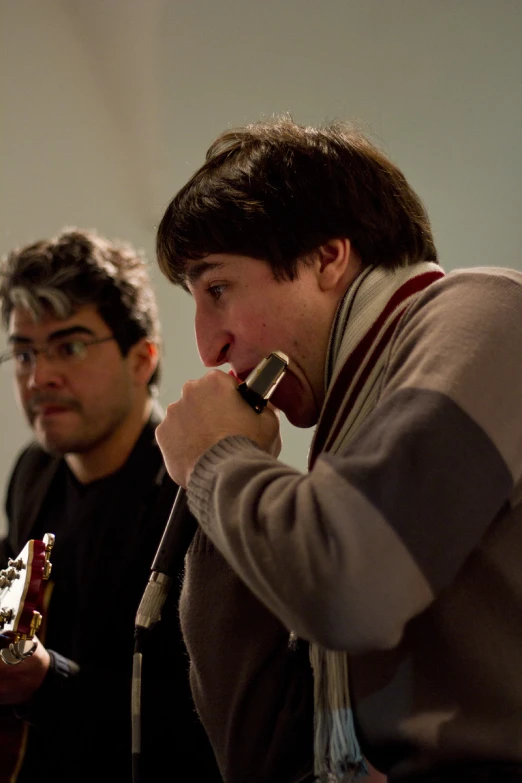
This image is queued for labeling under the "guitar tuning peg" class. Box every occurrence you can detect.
[0,638,37,665]
[0,608,14,629]
[7,558,25,571]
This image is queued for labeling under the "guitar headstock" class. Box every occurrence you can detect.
[0,533,55,646]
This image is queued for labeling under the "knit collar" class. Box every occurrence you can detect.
[309,262,444,468]
[307,261,444,783]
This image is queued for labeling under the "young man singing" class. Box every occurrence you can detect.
[155,118,522,783]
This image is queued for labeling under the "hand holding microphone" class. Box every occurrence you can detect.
[136,351,289,631]
[132,352,288,781]
[155,351,288,489]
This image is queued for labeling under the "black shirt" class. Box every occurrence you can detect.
[3,413,221,782]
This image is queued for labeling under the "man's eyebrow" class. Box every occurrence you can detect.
[185,260,225,285]
[8,326,97,344]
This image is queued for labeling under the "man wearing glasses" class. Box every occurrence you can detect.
[0,229,221,782]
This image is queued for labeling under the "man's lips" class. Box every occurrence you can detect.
[235,369,251,383]
[30,401,79,416]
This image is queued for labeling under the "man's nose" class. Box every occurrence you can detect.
[26,353,63,388]
[195,312,231,368]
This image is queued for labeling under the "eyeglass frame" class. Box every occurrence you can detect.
[0,335,117,375]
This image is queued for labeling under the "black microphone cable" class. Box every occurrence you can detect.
[131,351,288,783]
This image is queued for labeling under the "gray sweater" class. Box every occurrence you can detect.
[181,266,522,781]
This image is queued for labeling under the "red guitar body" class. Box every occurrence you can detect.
[0,535,54,782]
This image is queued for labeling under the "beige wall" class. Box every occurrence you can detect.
[1,0,521,534]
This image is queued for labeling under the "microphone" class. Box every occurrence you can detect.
[134,350,289,633]
[131,351,288,783]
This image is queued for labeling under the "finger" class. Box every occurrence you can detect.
[266,401,281,417]
[0,634,12,650]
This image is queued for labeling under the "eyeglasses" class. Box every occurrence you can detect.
[0,336,116,376]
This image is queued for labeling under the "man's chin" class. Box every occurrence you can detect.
[284,407,319,429]
[271,386,318,429]
[35,434,69,456]
[33,426,77,456]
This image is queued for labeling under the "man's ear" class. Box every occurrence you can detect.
[316,238,353,291]
[129,338,159,386]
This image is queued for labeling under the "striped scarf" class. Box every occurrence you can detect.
[307,262,444,783]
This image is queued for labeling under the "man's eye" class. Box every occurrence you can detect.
[207,284,226,300]
[14,351,33,365]
[56,340,86,359]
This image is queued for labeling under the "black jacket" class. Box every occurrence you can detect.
[1,407,221,782]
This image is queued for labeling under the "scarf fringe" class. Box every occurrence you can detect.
[308,263,444,782]
[310,645,368,783]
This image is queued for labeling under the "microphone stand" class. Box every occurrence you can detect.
[131,351,288,783]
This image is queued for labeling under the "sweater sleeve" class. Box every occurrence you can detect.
[186,271,521,653]
[14,649,80,723]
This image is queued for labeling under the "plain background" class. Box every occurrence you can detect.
[1,0,521,536]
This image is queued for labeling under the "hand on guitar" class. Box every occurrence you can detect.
[0,636,50,705]
[0,533,54,705]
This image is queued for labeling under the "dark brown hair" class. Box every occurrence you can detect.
[157,117,437,287]
[0,228,162,387]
